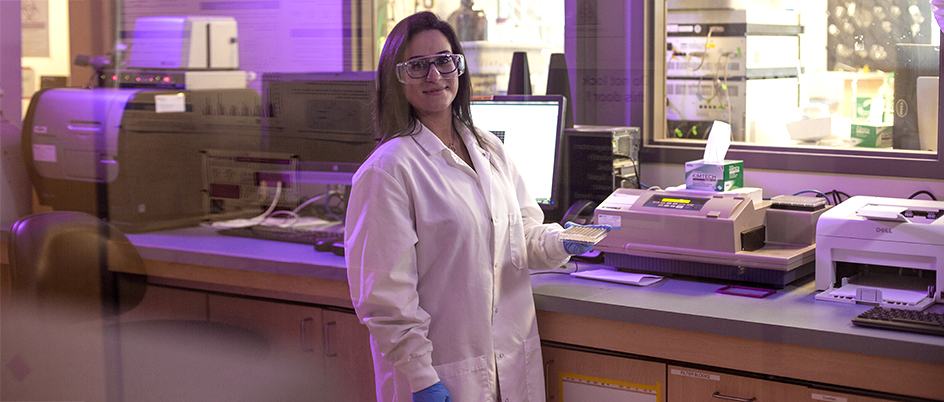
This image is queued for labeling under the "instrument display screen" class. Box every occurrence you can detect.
[643,195,709,211]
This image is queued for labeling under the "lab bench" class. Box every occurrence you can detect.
[3,226,943,401]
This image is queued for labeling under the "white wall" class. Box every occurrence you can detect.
[2,0,34,229]
[21,0,70,106]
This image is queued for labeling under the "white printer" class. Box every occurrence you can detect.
[815,196,944,311]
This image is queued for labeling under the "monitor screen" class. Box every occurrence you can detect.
[471,95,566,211]
[261,71,377,164]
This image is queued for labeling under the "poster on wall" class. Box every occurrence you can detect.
[21,0,49,57]
[121,0,351,91]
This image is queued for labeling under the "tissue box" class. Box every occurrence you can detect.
[851,123,892,148]
[685,159,743,192]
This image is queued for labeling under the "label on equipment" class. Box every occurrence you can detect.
[670,368,720,381]
[33,144,57,162]
[597,214,621,230]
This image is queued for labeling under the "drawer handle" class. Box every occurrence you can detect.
[544,359,555,400]
[324,321,338,357]
[300,317,315,352]
[712,392,756,402]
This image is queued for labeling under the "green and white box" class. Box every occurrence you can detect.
[851,123,892,148]
[685,159,744,192]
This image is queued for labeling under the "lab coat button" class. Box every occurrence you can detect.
[494,308,498,314]
[499,353,504,359]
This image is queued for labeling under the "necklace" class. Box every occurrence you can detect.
[447,129,460,153]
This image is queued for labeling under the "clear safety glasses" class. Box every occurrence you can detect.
[396,53,465,84]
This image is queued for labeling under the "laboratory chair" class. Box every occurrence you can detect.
[1,211,275,402]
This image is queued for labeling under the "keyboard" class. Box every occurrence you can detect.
[852,306,944,337]
[217,224,343,246]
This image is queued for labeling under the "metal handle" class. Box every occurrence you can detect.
[544,359,555,401]
[300,317,314,352]
[712,392,756,402]
[324,321,338,357]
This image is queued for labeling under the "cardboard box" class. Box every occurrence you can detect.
[851,123,892,148]
[685,159,744,192]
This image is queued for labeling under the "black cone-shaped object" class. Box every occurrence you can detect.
[507,52,532,95]
[546,53,574,128]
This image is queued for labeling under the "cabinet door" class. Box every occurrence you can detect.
[543,345,666,402]
[120,284,208,322]
[322,309,375,401]
[667,365,895,402]
[208,294,326,401]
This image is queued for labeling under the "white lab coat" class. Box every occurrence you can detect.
[345,122,571,402]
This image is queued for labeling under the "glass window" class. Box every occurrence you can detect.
[374,0,565,95]
[566,0,943,180]
[18,0,944,181]
[660,0,938,152]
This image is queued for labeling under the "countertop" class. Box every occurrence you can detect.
[127,226,944,367]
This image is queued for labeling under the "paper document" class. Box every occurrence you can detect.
[571,269,664,286]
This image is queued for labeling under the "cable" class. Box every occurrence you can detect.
[323,185,348,221]
[907,190,938,201]
[294,193,327,214]
[822,189,852,205]
[264,210,302,227]
[207,181,284,228]
[686,26,722,73]
[718,52,733,128]
[619,176,659,190]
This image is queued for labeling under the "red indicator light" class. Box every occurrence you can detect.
[162,76,172,83]
[111,75,118,81]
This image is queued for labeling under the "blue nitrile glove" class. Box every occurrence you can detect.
[413,382,451,402]
[562,222,613,255]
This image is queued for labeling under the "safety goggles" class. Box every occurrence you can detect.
[396,53,465,84]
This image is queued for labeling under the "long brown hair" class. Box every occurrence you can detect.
[374,11,486,150]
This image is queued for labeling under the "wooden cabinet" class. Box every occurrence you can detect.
[666,365,895,402]
[120,284,208,322]
[2,285,219,402]
[542,345,666,402]
[540,348,898,402]
[207,294,374,401]
[323,309,376,401]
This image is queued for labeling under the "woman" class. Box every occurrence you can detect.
[344,11,603,402]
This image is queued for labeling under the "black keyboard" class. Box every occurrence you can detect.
[852,307,944,337]
[217,225,343,246]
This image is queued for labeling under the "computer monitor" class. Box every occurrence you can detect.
[261,71,377,164]
[470,95,567,215]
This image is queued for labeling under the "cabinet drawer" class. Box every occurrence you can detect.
[544,345,665,401]
[667,365,895,402]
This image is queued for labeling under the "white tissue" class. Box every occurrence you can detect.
[704,121,731,164]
